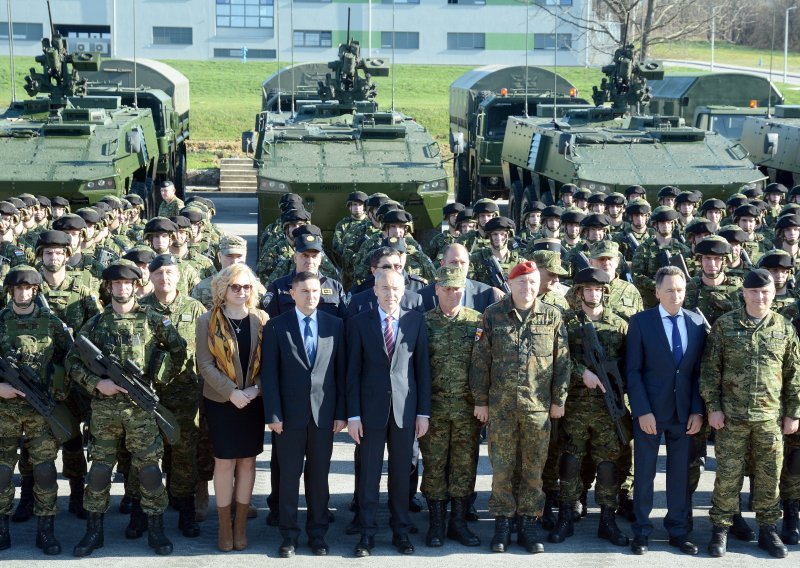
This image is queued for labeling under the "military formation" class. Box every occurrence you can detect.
[2,181,800,560]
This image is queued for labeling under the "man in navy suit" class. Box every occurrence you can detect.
[626,265,706,555]
[262,271,347,558]
[346,269,432,557]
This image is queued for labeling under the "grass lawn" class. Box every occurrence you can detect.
[652,40,800,74]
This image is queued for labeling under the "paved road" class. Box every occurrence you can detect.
[3,194,792,565]
[664,59,800,87]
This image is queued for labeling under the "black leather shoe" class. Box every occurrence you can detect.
[309,536,329,556]
[631,535,648,555]
[279,537,297,558]
[346,513,361,535]
[668,536,699,555]
[266,510,279,527]
[354,536,374,557]
[392,533,415,554]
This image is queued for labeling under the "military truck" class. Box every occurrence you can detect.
[649,72,783,140]
[449,65,590,205]
[500,43,767,221]
[740,105,800,186]
[245,35,448,245]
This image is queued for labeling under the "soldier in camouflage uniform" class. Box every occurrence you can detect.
[656,185,680,209]
[734,204,770,265]
[613,200,653,263]
[425,203,465,261]
[257,193,304,250]
[256,208,310,284]
[468,217,524,287]
[772,214,800,278]
[332,191,368,264]
[674,191,699,232]
[0,201,28,282]
[68,260,187,557]
[0,265,73,555]
[192,235,248,309]
[700,268,800,559]
[532,250,569,313]
[50,214,102,296]
[265,224,341,285]
[156,180,184,219]
[338,194,388,288]
[523,206,563,257]
[559,209,585,257]
[684,237,742,325]
[123,194,146,243]
[760,250,799,313]
[470,260,571,554]
[587,193,606,215]
[517,201,546,247]
[632,206,692,309]
[142,217,200,296]
[549,268,630,547]
[183,206,220,266]
[123,246,157,300]
[140,254,206,538]
[169,215,217,280]
[573,189,590,212]
[564,213,610,279]
[457,199,498,253]
[718,225,755,280]
[555,183,576,209]
[420,267,482,548]
[764,183,788,228]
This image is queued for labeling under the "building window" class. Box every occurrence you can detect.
[380,31,419,50]
[152,27,193,45]
[447,32,485,50]
[0,22,44,41]
[294,30,332,48]
[534,0,573,5]
[447,0,486,4]
[214,48,276,59]
[216,0,274,29]
[382,0,421,4]
[533,33,572,50]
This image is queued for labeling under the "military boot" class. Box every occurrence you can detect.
[119,492,133,514]
[598,505,630,546]
[447,496,480,546]
[616,494,636,523]
[11,476,34,523]
[781,499,800,545]
[178,496,200,538]
[548,502,574,543]
[424,499,446,547]
[707,525,728,558]
[73,513,104,557]
[517,515,544,553]
[541,490,558,531]
[0,514,10,551]
[68,478,88,520]
[730,512,755,541]
[490,516,511,553]
[758,524,788,558]
[147,514,173,556]
[125,499,148,539]
[35,515,61,555]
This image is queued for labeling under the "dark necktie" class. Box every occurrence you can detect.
[667,314,683,365]
[384,315,395,359]
[303,316,316,366]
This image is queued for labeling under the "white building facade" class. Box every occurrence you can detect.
[1,0,609,66]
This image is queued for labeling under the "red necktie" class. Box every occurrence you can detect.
[384,315,395,358]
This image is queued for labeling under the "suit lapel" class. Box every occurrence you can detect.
[682,311,698,365]
[289,313,311,369]
[313,313,332,372]
[372,308,388,359]
[391,309,408,370]
[652,307,675,364]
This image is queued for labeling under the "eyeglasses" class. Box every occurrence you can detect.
[378,264,403,270]
[228,284,252,293]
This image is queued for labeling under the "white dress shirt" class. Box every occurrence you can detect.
[295,307,318,349]
[658,304,688,353]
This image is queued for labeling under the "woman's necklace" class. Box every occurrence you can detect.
[225,313,247,334]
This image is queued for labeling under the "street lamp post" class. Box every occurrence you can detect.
[786,5,797,83]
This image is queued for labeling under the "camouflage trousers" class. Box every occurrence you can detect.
[419,410,481,500]
[0,399,59,516]
[84,397,167,515]
[559,395,629,507]
[780,432,800,500]
[488,409,550,517]
[710,418,782,527]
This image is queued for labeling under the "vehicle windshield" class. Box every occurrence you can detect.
[485,102,525,139]
[709,114,747,141]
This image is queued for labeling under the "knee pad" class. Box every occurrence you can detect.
[0,465,12,491]
[559,454,580,480]
[139,463,163,492]
[596,461,618,488]
[33,462,58,491]
[87,463,113,491]
[789,449,800,476]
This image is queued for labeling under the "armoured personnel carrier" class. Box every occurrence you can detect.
[245,34,448,244]
[740,105,800,187]
[500,42,767,215]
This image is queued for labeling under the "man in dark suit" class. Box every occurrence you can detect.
[262,271,347,558]
[346,269,432,557]
[626,265,706,556]
[346,247,425,319]
[418,243,503,313]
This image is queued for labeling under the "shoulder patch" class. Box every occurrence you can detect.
[13,249,23,256]
[162,317,172,327]
[321,288,333,295]
[474,327,483,342]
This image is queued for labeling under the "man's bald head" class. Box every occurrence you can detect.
[442,243,470,271]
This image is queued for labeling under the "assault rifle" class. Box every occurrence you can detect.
[578,316,629,445]
[73,336,180,444]
[0,356,78,444]
[484,255,510,294]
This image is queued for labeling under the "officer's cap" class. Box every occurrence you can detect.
[743,268,773,289]
[435,266,467,288]
[573,267,610,286]
[381,236,408,253]
[759,250,794,270]
[4,265,41,287]
[531,238,564,254]
[102,259,142,281]
[295,234,324,253]
[531,250,568,276]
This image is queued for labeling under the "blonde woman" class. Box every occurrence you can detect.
[196,264,268,551]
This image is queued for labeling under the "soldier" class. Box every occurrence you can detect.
[0,265,73,555]
[623,184,647,204]
[420,266,482,549]
[765,183,788,228]
[124,194,146,243]
[632,206,691,308]
[123,247,157,299]
[526,206,563,251]
[73,207,114,275]
[50,196,70,222]
[701,269,800,559]
[333,191,368,263]
[565,213,610,279]
[140,254,206,538]
[735,203,770,265]
[50,214,102,293]
[604,193,626,232]
[257,193,304,250]
[454,208,477,239]
[142,217,200,296]
[468,216,524,287]
[518,201,546,246]
[720,194,748,227]
[266,224,341,286]
[169,215,217,280]
[181,206,219,264]
[471,260,570,554]
[555,184,577,209]
[157,180,184,219]
[718,225,754,280]
[256,208,310,284]
[531,250,570,313]
[549,267,630,547]
[675,191,699,231]
[425,202,465,261]
[684,236,742,326]
[613,200,652,263]
[68,260,187,557]
[0,201,27,281]
[560,209,585,254]
[573,189,590,212]
[192,235,248,309]
[698,199,726,234]
[587,193,606,215]
[760,250,798,312]
[457,199,499,253]
[657,186,680,209]
[772,214,800,272]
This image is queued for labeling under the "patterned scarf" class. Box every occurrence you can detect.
[207,305,262,385]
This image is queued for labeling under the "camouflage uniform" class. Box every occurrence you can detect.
[189,276,214,309]
[539,290,569,313]
[0,241,27,280]
[420,306,483,499]
[631,237,691,308]
[67,303,187,515]
[352,234,434,286]
[684,275,743,326]
[425,231,457,262]
[612,225,653,262]
[0,306,73,517]
[467,248,524,288]
[700,309,800,528]
[157,197,184,219]
[565,277,643,322]
[469,295,571,517]
[457,230,490,254]
[177,247,217,281]
[176,261,201,297]
[332,215,365,261]
[776,302,800,505]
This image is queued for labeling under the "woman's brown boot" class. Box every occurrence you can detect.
[217,505,233,552]
[233,502,249,550]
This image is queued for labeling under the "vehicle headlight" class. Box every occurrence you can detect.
[420,180,446,192]
[85,177,116,190]
[488,176,501,186]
